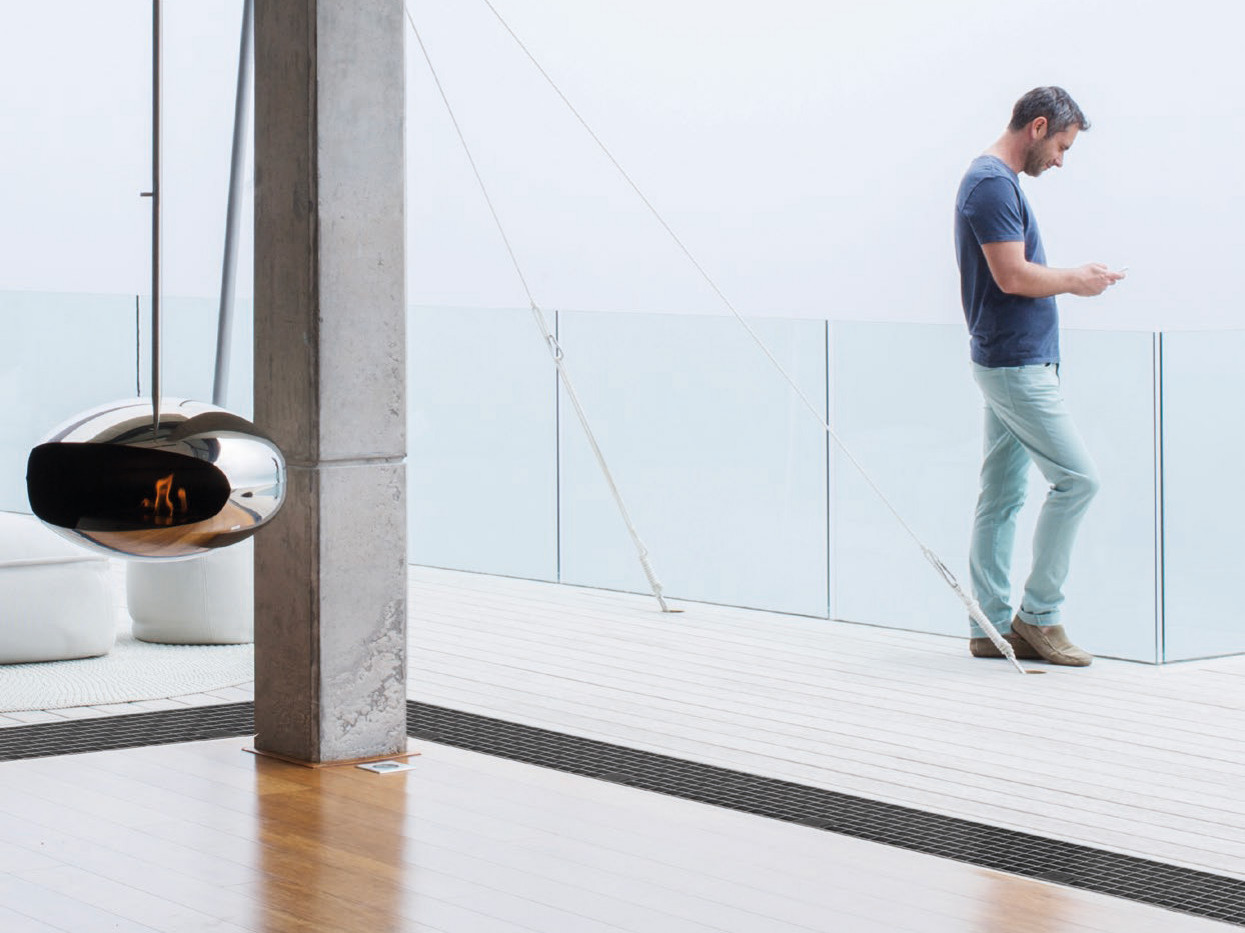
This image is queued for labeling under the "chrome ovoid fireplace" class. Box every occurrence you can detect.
[26,399,285,560]
[23,3,285,560]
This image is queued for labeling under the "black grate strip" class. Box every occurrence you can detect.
[0,703,253,762]
[2,701,1242,926]
[407,701,1245,928]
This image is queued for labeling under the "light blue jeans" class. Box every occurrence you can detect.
[969,362,1100,637]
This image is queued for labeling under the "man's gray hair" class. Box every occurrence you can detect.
[1008,86,1090,134]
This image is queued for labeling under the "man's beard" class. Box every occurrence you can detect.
[1022,143,1048,177]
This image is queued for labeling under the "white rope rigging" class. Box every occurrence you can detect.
[405,6,677,614]
[409,2,1030,672]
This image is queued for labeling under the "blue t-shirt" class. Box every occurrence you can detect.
[955,155,1059,367]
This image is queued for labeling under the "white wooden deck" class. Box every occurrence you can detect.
[5,562,1243,888]
[408,565,1245,882]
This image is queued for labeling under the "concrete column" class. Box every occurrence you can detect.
[252,0,407,763]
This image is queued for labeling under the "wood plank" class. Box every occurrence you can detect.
[406,594,1243,742]
[412,666,1245,836]
[410,577,1245,735]
[0,873,163,933]
[410,621,1245,771]
[2,737,1236,933]
[406,566,1245,880]
[11,866,255,933]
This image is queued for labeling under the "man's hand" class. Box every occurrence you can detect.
[1068,263,1126,297]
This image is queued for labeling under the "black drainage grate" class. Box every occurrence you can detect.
[407,701,1245,928]
[2,701,1242,927]
[0,703,254,762]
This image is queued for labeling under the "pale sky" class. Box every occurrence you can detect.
[3,0,1243,330]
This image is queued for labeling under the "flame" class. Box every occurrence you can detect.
[140,473,188,526]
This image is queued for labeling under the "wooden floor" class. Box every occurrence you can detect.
[408,566,1245,881]
[4,565,1245,929]
[0,736,1235,933]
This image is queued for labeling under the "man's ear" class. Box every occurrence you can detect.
[1031,116,1048,139]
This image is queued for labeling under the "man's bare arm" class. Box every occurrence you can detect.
[981,240,1124,298]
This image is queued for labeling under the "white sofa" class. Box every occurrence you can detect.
[0,511,117,664]
[126,539,254,645]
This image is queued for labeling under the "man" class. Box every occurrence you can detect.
[955,86,1124,667]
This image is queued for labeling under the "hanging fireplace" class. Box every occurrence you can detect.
[23,2,285,561]
[27,399,285,560]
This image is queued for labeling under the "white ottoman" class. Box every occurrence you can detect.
[127,539,253,645]
[0,511,117,664]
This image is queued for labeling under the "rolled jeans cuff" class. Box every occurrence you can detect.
[969,617,1013,639]
[1017,607,1061,627]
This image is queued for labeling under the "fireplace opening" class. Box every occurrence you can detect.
[27,443,231,531]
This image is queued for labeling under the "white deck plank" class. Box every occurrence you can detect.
[408,566,1245,881]
[412,621,1245,773]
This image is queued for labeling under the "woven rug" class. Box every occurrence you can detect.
[0,634,253,712]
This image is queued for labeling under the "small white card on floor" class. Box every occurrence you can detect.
[357,760,416,774]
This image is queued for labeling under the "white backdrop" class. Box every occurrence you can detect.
[2,0,1243,330]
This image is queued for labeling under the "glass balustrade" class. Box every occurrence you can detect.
[4,291,1237,662]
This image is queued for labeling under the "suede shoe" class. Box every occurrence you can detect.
[1010,617,1093,667]
[969,631,1041,660]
